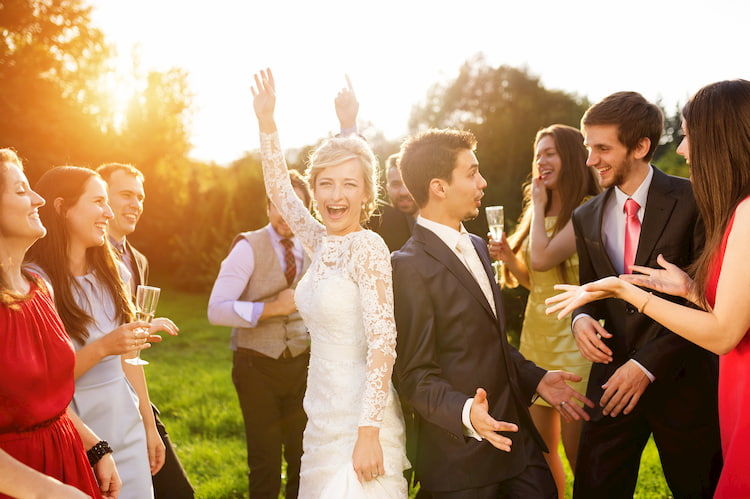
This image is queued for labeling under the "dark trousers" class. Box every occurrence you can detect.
[151,404,195,498]
[427,438,556,499]
[232,348,308,499]
[573,402,722,499]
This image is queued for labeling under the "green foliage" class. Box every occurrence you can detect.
[0,0,115,179]
[408,53,590,239]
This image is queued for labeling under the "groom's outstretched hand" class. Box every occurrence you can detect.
[536,370,595,422]
[470,388,518,452]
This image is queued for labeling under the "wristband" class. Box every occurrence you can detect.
[87,440,113,466]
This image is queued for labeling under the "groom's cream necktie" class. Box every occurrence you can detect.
[456,234,496,316]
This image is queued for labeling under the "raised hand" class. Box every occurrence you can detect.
[530,175,548,209]
[469,388,519,451]
[536,370,594,422]
[621,254,697,303]
[251,68,277,132]
[335,74,359,131]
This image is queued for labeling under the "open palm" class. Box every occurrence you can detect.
[251,68,276,122]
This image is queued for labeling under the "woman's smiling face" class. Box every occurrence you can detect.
[313,158,367,236]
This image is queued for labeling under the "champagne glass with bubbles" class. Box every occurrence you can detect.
[125,285,160,366]
[485,206,504,282]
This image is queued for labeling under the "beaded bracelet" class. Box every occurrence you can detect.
[87,440,113,467]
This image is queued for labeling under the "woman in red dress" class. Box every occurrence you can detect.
[0,149,120,498]
[546,79,750,497]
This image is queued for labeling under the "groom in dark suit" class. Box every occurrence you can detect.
[392,128,592,498]
[570,92,722,498]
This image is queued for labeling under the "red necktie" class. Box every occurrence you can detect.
[623,198,641,274]
[280,238,296,286]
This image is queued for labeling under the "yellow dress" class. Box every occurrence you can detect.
[518,215,591,407]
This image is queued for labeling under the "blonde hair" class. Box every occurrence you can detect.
[306,135,380,223]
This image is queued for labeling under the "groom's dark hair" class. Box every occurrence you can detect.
[398,128,477,208]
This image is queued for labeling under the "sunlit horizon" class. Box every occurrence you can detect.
[91,0,749,165]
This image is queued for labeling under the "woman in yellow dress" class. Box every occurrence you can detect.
[490,124,600,497]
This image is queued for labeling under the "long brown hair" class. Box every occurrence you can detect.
[683,79,750,306]
[503,125,601,287]
[26,166,133,343]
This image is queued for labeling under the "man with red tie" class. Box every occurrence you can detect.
[569,92,722,498]
[207,171,312,499]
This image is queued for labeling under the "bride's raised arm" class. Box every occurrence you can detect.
[252,68,325,252]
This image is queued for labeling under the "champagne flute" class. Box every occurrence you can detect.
[485,206,505,282]
[125,285,161,366]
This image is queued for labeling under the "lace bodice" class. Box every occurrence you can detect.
[260,131,398,428]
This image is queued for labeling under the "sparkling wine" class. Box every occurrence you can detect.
[136,311,154,323]
[489,224,504,241]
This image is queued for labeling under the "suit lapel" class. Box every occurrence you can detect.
[582,189,618,276]
[636,168,677,266]
[414,225,497,320]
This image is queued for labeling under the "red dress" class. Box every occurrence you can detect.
[707,209,750,498]
[0,278,101,498]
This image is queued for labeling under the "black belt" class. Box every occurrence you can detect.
[237,347,307,360]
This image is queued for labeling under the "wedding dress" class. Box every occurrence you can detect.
[261,132,409,498]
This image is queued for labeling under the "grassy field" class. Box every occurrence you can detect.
[144,284,672,498]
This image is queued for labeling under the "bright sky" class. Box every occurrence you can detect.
[90,0,748,165]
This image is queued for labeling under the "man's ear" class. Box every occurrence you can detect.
[633,137,651,160]
[428,178,448,201]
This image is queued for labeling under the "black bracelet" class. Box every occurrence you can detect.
[87,440,113,467]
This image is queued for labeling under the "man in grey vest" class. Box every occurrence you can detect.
[208,170,312,499]
[97,162,195,498]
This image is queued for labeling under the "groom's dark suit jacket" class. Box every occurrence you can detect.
[392,224,547,493]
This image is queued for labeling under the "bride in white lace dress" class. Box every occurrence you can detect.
[252,69,409,498]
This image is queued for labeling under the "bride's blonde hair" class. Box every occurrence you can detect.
[306,136,380,223]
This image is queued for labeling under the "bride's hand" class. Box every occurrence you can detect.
[352,426,384,484]
[251,68,277,132]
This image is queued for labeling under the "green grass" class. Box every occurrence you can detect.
[144,284,671,498]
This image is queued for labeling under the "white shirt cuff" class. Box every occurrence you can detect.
[629,359,655,382]
[462,398,483,441]
[232,301,265,328]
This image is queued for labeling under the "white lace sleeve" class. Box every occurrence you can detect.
[260,131,325,253]
[351,231,398,428]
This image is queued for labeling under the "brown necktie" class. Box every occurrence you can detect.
[280,238,296,286]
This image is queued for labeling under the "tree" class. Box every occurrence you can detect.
[0,0,114,180]
[409,53,590,237]
[654,104,689,179]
